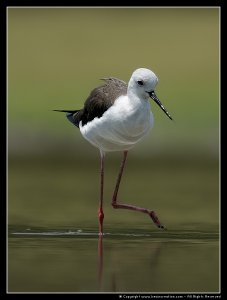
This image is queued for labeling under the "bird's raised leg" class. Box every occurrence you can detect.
[111,151,165,229]
[98,150,105,235]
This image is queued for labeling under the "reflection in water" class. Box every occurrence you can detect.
[149,242,162,268]
[8,228,219,292]
[111,272,117,293]
[98,234,103,291]
[96,234,162,292]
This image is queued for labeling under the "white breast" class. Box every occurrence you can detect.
[80,95,153,152]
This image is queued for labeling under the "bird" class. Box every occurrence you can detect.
[54,68,173,235]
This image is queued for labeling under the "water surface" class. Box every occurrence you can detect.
[8,226,219,293]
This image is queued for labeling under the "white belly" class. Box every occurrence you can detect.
[80,95,153,152]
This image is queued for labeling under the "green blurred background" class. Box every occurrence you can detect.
[8,7,219,230]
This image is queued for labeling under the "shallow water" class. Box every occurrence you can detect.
[8,226,219,293]
[8,157,219,292]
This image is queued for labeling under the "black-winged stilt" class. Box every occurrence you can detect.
[54,68,173,234]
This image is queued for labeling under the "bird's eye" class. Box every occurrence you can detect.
[137,80,144,86]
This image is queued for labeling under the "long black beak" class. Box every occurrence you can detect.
[148,91,173,121]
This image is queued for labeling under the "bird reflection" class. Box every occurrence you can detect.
[98,234,103,291]
[97,233,163,292]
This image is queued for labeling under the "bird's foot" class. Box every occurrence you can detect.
[98,209,104,235]
[149,211,166,230]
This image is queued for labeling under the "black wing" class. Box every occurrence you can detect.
[54,77,127,128]
[79,77,127,126]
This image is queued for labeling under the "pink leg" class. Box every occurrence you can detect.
[111,151,165,229]
[98,151,105,235]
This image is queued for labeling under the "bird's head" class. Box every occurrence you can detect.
[128,68,173,120]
